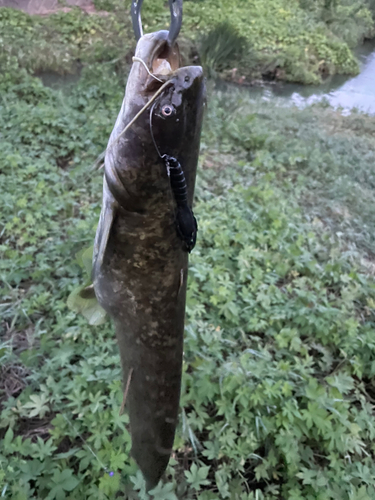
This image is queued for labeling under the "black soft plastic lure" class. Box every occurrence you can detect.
[163,154,197,252]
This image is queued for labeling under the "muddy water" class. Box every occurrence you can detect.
[37,40,375,114]
[220,39,375,115]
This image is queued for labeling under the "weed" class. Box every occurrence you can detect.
[1,1,374,85]
[198,22,248,77]
[1,6,375,500]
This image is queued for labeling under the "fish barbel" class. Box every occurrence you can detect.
[92,30,205,489]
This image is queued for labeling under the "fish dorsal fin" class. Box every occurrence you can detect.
[92,178,117,278]
[104,150,132,209]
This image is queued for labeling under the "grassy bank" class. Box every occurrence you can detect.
[1,43,375,498]
[1,0,375,85]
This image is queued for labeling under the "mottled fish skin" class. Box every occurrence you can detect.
[92,30,206,489]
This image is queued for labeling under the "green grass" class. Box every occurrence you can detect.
[0,6,133,78]
[1,47,375,498]
[144,0,375,83]
[197,22,248,78]
[1,0,375,85]
[203,89,375,256]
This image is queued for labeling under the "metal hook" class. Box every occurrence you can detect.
[131,0,183,46]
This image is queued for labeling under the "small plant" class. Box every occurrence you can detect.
[198,22,248,77]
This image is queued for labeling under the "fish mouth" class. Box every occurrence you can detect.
[150,35,180,78]
[133,30,181,93]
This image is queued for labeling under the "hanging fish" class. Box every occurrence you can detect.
[92,8,206,489]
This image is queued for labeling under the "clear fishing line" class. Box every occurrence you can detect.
[91,78,173,171]
[62,413,112,476]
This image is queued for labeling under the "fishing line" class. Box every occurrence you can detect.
[132,56,164,83]
[149,98,183,241]
[149,100,175,197]
[62,413,112,475]
[119,367,133,416]
[149,100,165,160]
[91,79,173,171]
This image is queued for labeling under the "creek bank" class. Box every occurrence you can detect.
[2,0,375,87]
[36,38,375,117]
[216,39,375,115]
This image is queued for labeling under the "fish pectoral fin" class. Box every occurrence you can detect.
[67,281,108,326]
[80,283,96,300]
[93,185,118,276]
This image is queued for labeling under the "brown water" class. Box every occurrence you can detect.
[218,39,375,115]
[37,40,375,115]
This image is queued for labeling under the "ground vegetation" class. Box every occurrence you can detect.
[1,5,375,499]
[1,1,375,84]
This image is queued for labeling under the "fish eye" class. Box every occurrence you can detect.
[161,105,174,117]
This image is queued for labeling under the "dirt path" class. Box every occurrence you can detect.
[0,0,101,15]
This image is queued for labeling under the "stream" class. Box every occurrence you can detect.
[38,40,375,115]
[218,39,375,115]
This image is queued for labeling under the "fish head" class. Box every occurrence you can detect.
[106,30,205,209]
[124,29,205,158]
[150,66,205,159]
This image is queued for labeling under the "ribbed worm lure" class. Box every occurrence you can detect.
[163,154,197,252]
[150,102,198,253]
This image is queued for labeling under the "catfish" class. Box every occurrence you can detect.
[92,30,206,489]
